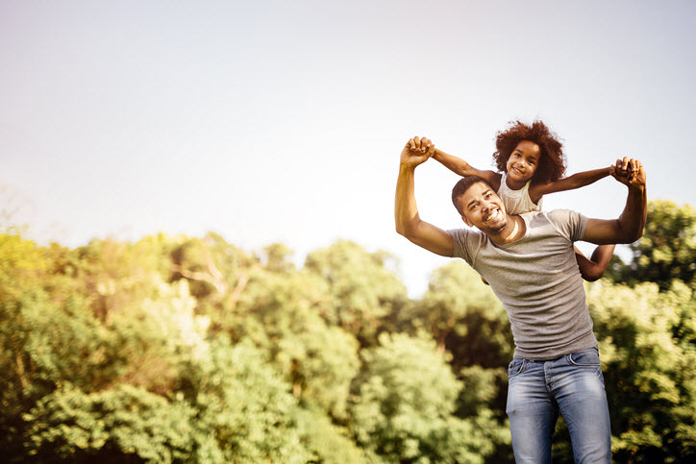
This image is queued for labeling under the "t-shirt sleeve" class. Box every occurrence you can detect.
[547,209,588,242]
[447,228,479,265]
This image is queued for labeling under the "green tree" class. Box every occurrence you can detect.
[0,230,214,462]
[404,262,513,458]
[261,242,296,273]
[232,267,360,419]
[350,333,503,463]
[293,404,370,464]
[24,384,195,463]
[304,240,409,346]
[0,289,133,460]
[176,338,312,463]
[166,232,257,313]
[405,262,512,366]
[108,277,208,394]
[0,232,52,303]
[587,281,696,463]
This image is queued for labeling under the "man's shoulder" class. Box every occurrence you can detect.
[547,208,586,223]
[526,209,581,222]
[527,209,587,241]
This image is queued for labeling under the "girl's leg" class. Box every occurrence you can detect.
[575,244,615,282]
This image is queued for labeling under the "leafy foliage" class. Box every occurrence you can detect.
[406,262,513,366]
[304,240,409,346]
[176,338,312,463]
[231,267,360,419]
[2,199,696,463]
[24,384,195,463]
[588,281,696,463]
[350,333,503,463]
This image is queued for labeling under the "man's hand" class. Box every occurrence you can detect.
[400,136,435,169]
[610,157,646,190]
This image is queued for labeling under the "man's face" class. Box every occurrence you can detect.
[459,182,508,234]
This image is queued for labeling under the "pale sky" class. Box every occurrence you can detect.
[2,0,695,297]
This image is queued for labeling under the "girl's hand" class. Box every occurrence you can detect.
[400,136,435,168]
[610,157,646,190]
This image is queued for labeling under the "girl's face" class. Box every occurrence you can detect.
[505,140,541,188]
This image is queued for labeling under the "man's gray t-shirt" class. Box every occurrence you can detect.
[448,209,598,360]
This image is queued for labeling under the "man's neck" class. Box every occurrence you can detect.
[490,214,526,245]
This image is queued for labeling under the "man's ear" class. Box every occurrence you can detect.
[461,215,473,227]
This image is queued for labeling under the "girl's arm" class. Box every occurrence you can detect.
[530,167,611,202]
[433,148,501,189]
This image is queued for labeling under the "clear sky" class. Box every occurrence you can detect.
[2,0,695,297]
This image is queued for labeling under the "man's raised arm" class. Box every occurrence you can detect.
[395,137,455,257]
[583,157,647,245]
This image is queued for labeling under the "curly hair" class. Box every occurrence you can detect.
[492,120,566,185]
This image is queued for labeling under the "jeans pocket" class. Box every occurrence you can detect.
[567,347,601,367]
[507,359,526,379]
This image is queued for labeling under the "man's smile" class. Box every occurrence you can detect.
[484,208,502,222]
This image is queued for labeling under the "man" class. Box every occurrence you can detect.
[394,136,647,463]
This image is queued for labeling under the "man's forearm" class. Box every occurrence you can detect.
[617,184,647,242]
[396,138,456,257]
[583,159,647,245]
[394,161,455,257]
[395,164,419,236]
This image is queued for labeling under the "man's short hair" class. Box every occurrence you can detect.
[451,176,491,215]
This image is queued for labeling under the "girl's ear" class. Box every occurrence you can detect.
[461,215,473,227]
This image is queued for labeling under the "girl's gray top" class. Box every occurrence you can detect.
[448,209,598,360]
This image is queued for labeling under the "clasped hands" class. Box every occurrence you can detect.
[400,136,435,168]
[611,157,646,190]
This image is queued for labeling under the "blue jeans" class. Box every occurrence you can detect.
[506,347,611,463]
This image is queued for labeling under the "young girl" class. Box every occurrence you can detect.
[433,120,615,282]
